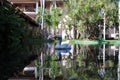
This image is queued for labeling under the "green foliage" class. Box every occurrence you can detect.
[36,5,62,29]
[64,0,118,36]
[0,2,35,80]
[35,7,42,23]
[49,54,60,77]
[44,5,62,28]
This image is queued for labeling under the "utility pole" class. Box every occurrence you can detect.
[103,12,106,40]
[40,0,45,29]
[118,0,120,39]
[103,44,105,73]
[118,46,120,80]
[100,8,106,40]
[118,1,120,80]
[53,0,56,8]
[36,1,39,14]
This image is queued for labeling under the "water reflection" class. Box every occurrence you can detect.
[37,43,120,80]
[55,49,70,61]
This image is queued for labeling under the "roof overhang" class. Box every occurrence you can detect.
[3,0,39,27]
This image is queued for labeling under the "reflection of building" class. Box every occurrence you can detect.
[8,61,37,80]
[62,59,71,68]
[23,61,37,78]
[107,45,119,57]
[97,45,119,66]
[97,45,118,58]
[8,0,64,19]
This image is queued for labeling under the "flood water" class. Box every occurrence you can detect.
[37,43,120,80]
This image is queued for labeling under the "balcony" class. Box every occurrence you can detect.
[46,0,64,1]
[20,8,36,12]
[8,0,37,3]
[14,3,36,12]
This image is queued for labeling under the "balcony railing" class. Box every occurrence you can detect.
[8,0,36,3]
[19,7,35,12]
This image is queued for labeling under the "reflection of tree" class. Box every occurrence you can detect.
[41,44,118,80]
[50,55,60,77]
[43,54,62,78]
[96,45,118,79]
[76,47,99,80]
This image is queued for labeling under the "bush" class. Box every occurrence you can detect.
[0,2,36,80]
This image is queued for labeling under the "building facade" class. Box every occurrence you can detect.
[8,0,63,19]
